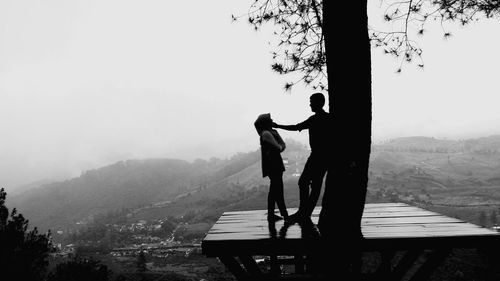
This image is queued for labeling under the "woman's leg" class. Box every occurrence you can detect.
[270,172,288,218]
[268,179,275,217]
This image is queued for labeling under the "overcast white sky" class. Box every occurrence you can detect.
[1,0,500,189]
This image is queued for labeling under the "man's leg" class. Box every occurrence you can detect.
[290,155,313,221]
[304,160,328,217]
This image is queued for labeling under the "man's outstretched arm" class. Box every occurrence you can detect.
[273,123,299,131]
[273,121,308,132]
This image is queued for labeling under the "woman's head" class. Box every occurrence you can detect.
[254,113,273,135]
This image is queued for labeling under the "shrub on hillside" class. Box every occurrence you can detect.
[0,188,52,281]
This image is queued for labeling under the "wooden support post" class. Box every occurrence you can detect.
[295,255,305,274]
[375,250,395,278]
[219,256,248,281]
[390,250,423,281]
[239,256,262,276]
[305,253,315,273]
[270,255,280,275]
[408,249,450,281]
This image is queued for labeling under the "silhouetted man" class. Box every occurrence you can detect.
[273,92,331,222]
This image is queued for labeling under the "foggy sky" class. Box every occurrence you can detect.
[2,0,500,189]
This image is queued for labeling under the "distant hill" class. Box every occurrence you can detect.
[8,154,260,231]
[375,136,461,152]
[9,159,199,230]
[375,135,500,154]
[370,135,500,189]
[9,178,57,196]
[463,135,500,153]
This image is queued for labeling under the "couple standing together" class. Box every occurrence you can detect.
[254,92,331,224]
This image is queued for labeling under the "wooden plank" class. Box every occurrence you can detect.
[363,222,490,230]
[362,224,495,233]
[364,206,433,213]
[362,216,464,224]
[219,207,452,222]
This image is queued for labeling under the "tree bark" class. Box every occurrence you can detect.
[318,0,372,269]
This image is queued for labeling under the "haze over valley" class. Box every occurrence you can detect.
[9,135,500,234]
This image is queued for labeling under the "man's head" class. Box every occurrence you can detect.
[309,93,325,113]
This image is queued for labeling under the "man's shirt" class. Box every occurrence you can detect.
[295,110,332,153]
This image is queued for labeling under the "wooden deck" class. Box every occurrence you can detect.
[202,203,500,280]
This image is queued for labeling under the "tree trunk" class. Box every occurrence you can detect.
[318,0,372,271]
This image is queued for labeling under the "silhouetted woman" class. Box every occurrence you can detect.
[254,113,289,222]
